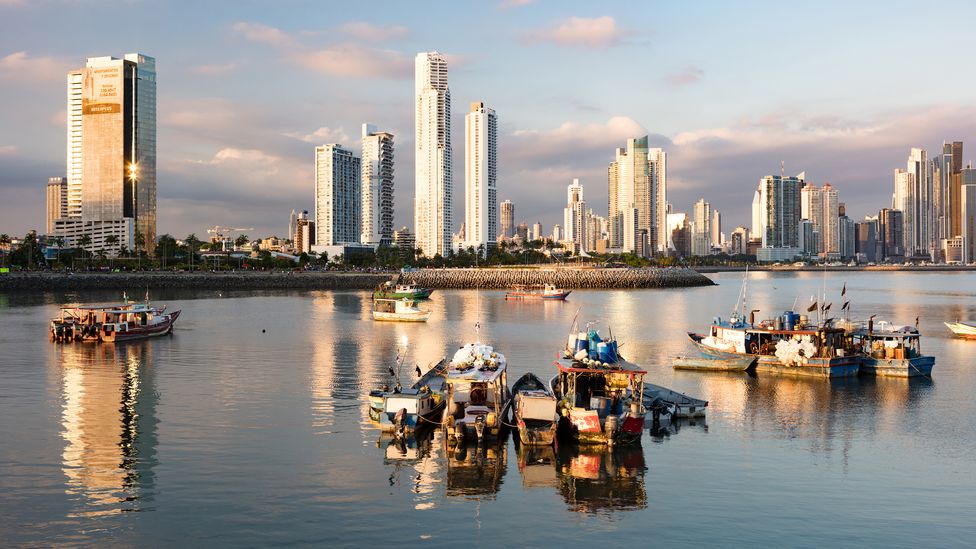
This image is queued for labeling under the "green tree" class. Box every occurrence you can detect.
[10,231,45,269]
[234,234,249,248]
[184,233,202,270]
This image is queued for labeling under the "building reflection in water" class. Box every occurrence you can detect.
[58,340,158,517]
[377,428,443,510]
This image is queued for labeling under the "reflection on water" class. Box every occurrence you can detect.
[445,437,508,499]
[555,443,647,513]
[58,341,158,517]
[378,429,443,510]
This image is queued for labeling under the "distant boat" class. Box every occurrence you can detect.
[672,355,755,372]
[373,281,433,300]
[50,301,180,343]
[368,359,447,434]
[944,321,976,340]
[509,373,558,447]
[372,298,431,322]
[505,284,571,301]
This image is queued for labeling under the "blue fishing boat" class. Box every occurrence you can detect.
[848,319,935,378]
[369,358,448,435]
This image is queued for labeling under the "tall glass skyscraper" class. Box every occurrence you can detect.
[414,52,452,257]
[463,102,497,251]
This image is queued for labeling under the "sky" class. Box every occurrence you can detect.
[3,0,976,240]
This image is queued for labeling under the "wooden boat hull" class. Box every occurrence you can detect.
[371,311,431,322]
[102,310,180,343]
[860,355,935,378]
[643,382,708,419]
[945,321,976,339]
[673,355,755,371]
[510,372,558,446]
[688,332,860,378]
[517,420,557,446]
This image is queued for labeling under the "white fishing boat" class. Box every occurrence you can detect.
[372,298,431,322]
[442,342,510,444]
[944,320,976,340]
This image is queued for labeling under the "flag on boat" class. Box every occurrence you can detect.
[841,283,846,296]
[842,300,850,310]
[807,301,818,312]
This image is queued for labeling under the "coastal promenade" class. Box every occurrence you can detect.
[0,267,714,292]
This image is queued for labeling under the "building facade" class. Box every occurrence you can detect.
[649,147,667,253]
[463,102,497,251]
[361,124,395,247]
[46,176,67,234]
[692,198,712,256]
[757,175,803,261]
[563,179,587,250]
[500,199,514,239]
[608,136,657,255]
[414,52,452,257]
[315,144,361,246]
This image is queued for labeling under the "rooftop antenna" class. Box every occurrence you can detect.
[781,160,785,178]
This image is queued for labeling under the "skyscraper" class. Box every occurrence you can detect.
[463,102,497,251]
[563,179,586,249]
[710,209,721,249]
[800,183,822,253]
[692,198,712,256]
[608,136,654,254]
[963,166,976,263]
[950,141,965,239]
[649,147,667,252]
[757,175,803,261]
[60,53,156,253]
[897,148,931,258]
[361,124,395,247]
[414,52,452,257]
[500,200,514,239]
[878,208,905,262]
[46,176,67,234]
[821,183,840,258]
[315,144,361,246]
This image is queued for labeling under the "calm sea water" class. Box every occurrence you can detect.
[1,271,975,547]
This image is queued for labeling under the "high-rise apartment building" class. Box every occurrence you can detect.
[294,210,314,254]
[315,144,361,246]
[500,199,514,239]
[692,198,712,256]
[463,102,497,251]
[59,53,156,253]
[963,180,976,263]
[414,52,452,257]
[563,179,586,249]
[46,176,67,234]
[608,136,658,255]
[878,208,905,262]
[757,175,803,261]
[710,209,721,249]
[649,147,667,252]
[896,148,931,258]
[800,183,823,253]
[821,183,840,258]
[361,124,395,247]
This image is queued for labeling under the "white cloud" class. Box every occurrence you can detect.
[666,67,705,87]
[338,21,409,41]
[527,16,627,48]
[285,126,351,144]
[190,62,239,76]
[231,22,296,48]
[295,44,412,79]
[0,51,71,81]
[0,145,17,156]
[498,0,535,9]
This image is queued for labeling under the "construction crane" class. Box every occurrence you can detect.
[207,226,254,251]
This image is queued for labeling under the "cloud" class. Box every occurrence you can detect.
[526,16,628,48]
[0,51,71,81]
[295,44,412,79]
[666,67,704,87]
[338,21,409,41]
[285,126,351,145]
[498,0,535,9]
[190,62,239,76]
[0,145,17,156]
[231,22,296,48]
[0,0,26,6]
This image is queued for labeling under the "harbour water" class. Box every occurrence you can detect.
[1,271,975,547]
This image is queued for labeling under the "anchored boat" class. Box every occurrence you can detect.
[373,281,433,300]
[550,323,646,445]
[50,300,180,343]
[509,372,558,447]
[368,359,448,434]
[849,319,935,377]
[505,283,571,301]
[944,320,976,340]
[672,355,755,372]
[371,298,431,322]
[442,342,510,445]
[643,383,708,418]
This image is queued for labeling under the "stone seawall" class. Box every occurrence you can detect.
[0,267,713,292]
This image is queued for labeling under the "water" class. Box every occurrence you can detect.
[1,271,975,547]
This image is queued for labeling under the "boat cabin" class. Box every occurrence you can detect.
[705,316,854,359]
[552,358,646,416]
[849,322,923,360]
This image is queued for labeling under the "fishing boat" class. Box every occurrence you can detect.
[50,300,180,343]
[848,319,935,377]
[944,320,976,340]
[672,355,755,372]
[505,283,571,301]
[509,372,558,447]
[373,281,433,300]
[643,383,708,418]
[368,359,448,434]
[442,342,510,444]
[371,298,431,322]
[550,323,646,446]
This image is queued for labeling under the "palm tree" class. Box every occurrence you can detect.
[234,234,249,249]
[77,234,92,270]
[185,233,202,270]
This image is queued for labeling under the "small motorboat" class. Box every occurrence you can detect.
[509,372,558,447]
[50,300,180,343]
[672,355,755,372]
[442,342,510,445]
[372,298,431,322]
[643,383,708,419]
[373,281,434,300]
[849,320,935,377]
[369,359,448,435]
[505,283,571,301]
[944,320,976,340]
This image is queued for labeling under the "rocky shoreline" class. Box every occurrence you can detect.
[0,267,714,292]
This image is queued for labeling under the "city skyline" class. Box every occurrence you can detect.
[5,1,976,239]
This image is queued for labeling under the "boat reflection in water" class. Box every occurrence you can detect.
[555,443,647,513]
[58,340,158,517]
[377,427,443,510]
[444,436,509,498]
[515,443,558,490]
